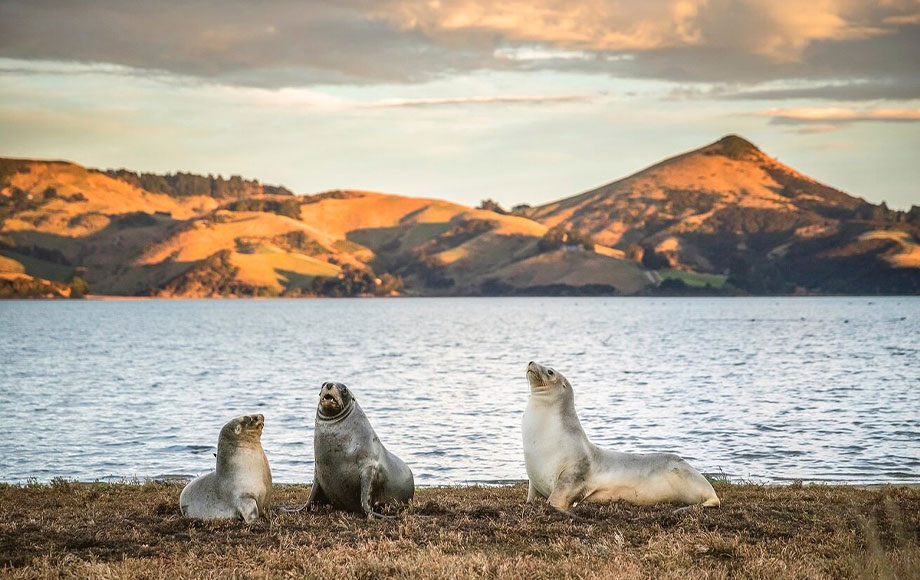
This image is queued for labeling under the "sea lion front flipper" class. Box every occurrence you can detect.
[526,480,543,503]
[547,467,586,512]
[360,466,394,520]
[278,482,329,513]
[238,495,260,523]
[306,480,330,508]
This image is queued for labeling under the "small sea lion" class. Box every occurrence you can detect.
[308,382,414,518]
[179,414,272,522]
[523,362,720,511]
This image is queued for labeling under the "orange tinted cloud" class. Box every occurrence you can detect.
[373,0,917,60]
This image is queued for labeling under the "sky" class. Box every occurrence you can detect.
[0,0,918,209]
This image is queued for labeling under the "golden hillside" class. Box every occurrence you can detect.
[526,136,920,294]
[3,135,918,297]
[0,159,649,297]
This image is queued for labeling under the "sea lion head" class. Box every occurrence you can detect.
[526,361,573,399]
[219,414,265,444]
[317,382,354,419]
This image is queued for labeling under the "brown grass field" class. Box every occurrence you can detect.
[1,481,918,579]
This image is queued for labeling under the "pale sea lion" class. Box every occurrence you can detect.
[307,382,414,518]
[179,414,272,522]
[522,362,720,511]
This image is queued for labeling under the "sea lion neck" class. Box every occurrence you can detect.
[216,433,262,461]
[316,399,356,423]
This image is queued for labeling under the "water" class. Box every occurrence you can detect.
[1,297,918,486]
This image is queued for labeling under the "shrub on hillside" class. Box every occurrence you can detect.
[538,226,595,252]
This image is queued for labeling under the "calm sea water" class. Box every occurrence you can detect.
[1,297,918,486]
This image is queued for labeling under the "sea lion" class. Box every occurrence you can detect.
[179,414,272,522]
[307,382,414,518]
[522,362,720,511]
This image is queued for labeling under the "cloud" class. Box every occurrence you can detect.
[0,0,918,94]
[755,106,920,124]
[720,79,920,101]
[795,124,848,134]
[364,94,593,108]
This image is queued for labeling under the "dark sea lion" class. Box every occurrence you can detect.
[179,414,272,522]
[307,382,414,518]
[523,362,720,511]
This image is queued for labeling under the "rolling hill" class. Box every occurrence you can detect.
[1,136,918,297]
[527,136,920,294]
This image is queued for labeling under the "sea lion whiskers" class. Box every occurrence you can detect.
[317,382,355,421]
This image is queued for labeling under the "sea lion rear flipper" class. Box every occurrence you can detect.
[361,466,394,520]
[238,495,260,523]
[279,481,329,513]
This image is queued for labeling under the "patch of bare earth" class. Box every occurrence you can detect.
[1,482,918,579]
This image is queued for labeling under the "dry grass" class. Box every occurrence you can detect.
[2,482,918,579]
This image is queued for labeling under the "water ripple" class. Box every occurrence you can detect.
[1,296,919,485]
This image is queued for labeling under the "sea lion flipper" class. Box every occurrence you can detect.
[360,466,394,520]
[547,467,585,512]
[306,481,330,507]
[238,495,260,523]
[280,481,329,513]
[526,481,542,503]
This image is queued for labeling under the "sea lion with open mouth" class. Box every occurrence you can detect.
[307,382,414,518]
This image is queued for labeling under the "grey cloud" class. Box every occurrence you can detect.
[0,0,498,86]
[720,79,920,101]
[0,0,918,98]
[755,108,920,125]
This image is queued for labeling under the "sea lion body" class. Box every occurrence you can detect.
[308,382,414,517]
[179,414,272,522]
[523,362,719,510]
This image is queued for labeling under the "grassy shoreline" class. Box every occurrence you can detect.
[2,481,918,579]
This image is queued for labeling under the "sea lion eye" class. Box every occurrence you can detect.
[548,369,555,377]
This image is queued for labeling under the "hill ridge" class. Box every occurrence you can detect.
[2,136,918,297]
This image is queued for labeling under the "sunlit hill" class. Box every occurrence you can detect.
[2,136,918,298]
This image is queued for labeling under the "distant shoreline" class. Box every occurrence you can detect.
[3,292,919,301]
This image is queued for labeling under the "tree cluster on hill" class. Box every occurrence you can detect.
[271,231,329,257]
[0,187,62,221]
[0,275,88,299]
[477,199,507,214]
[301,190,365,205]
[154,250,275,297]
[106,170,293,198]
[309,265,404,297]
[223,198,303,220]
[537,226,595,252]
